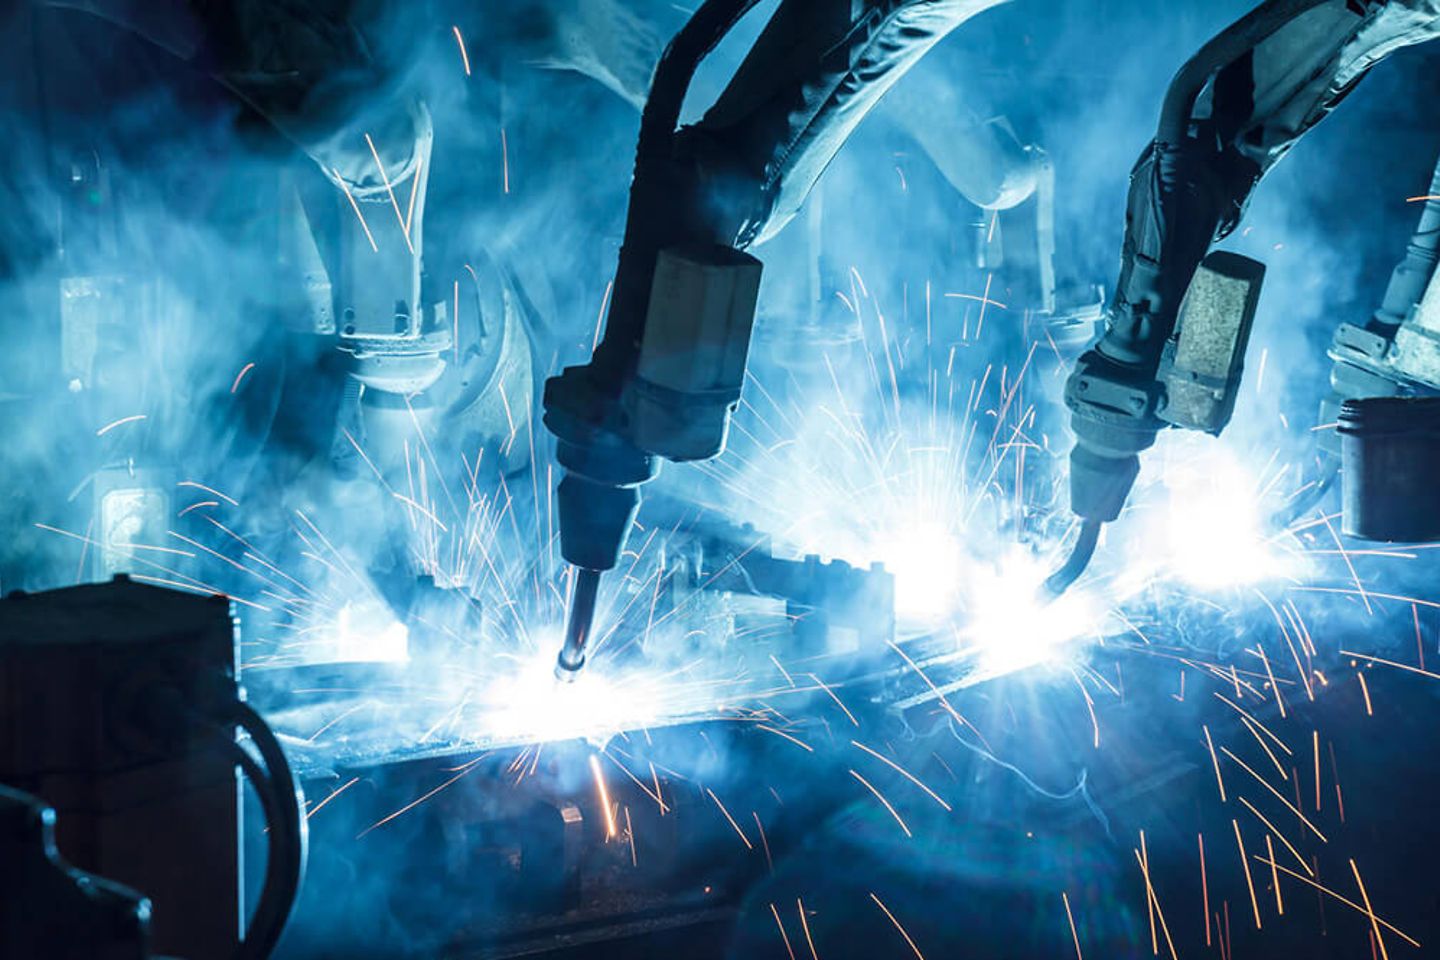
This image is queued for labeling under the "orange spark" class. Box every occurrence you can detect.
[624,807,637,866]
[707,788,753,849]
[1233,820,1261,929]
[592,279,613,352]
[1239,716,1289,781]
[849,770,911,838]
[391,492,449,532]
[1414,604,1427,671]
[359,762,480,837]
[363,132,414,254]
[1340,648,1440,684]
[808,672,859,726]
[797,898,819,960]
[1200,833,1211,947]
[870,893,926,960]
[753,811,773,872]
[1255,643,1286,717]
[1357,671,1374,715]
[306,776,360,821]
[178,480,239,506]
[851,741,951,812]
[590,754,617,839]
[756,724,814,753]
[1139,833,1156,954]
[1133,843,1178,960]
[1256,856,1420,948]
[1237,796,1313,877]
[1266,835,1283,915]
[769,654,797,687]
[1203,725,1227,802]
[1352,859,1389,960]
[1221,747,1327,841]
[331,167,378,253]
[404,150,423,237]
[884,640,977,742]
[601,751,668,814]
[501,127,511,194]
[770,903,797,960]
[1062,891,1084,960]
[1215,693,1293,754]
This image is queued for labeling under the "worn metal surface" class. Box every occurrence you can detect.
[1158,251,1265,434]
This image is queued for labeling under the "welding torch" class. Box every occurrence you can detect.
[546,0,769,679]
[1040,1,1347,597]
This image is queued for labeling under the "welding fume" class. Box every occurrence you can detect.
[8,2,1440,959]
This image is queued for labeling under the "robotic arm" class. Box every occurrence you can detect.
[1051,0,1440,594]
[545,0,1013,677]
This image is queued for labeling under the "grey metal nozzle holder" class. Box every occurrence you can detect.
[1157,251,1266,434]
[626,245,763,462]
[1065,250,1265,523]
[546,245,763,574]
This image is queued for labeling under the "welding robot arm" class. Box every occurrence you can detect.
[40,0,440,467]
[1049,0,1440,596]
[546,0,1014,677]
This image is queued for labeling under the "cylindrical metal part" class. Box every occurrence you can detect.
[1339,397,1440,542]
[555,474,642,572]
[556,568,601,679]
[627,244,763,462]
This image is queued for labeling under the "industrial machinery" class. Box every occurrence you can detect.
[1,0,544,605]
[3,783,153,959]
[1050,0,1440,593]
[545,0,1015,679]
[1306,151,1440,543]
[1322,161,1440,436]
[0,578,307,960]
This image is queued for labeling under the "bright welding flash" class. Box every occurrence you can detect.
[1144,441,1299,591]
[327,601,410,663]
[478,643,666,747]
[957,548,1103,674]
[876,520,966,625]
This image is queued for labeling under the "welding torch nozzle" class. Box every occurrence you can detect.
[555,566,602,681]
[1041,517,1103,601]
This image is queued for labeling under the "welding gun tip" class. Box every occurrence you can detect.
[1041,517,1103,601]
[555,566,602,682]
[554,657,584,682]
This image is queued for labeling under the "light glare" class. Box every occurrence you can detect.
[957,548,1101,673]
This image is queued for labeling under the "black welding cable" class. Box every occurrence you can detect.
[592,0,767,382]
[228,701,308,960]
[1042,518,1103,601]
[1157,0,1333,145]
[636,0,766,155]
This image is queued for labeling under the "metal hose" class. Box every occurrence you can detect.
[591,0,767,384]
[1158,0,1334,144]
